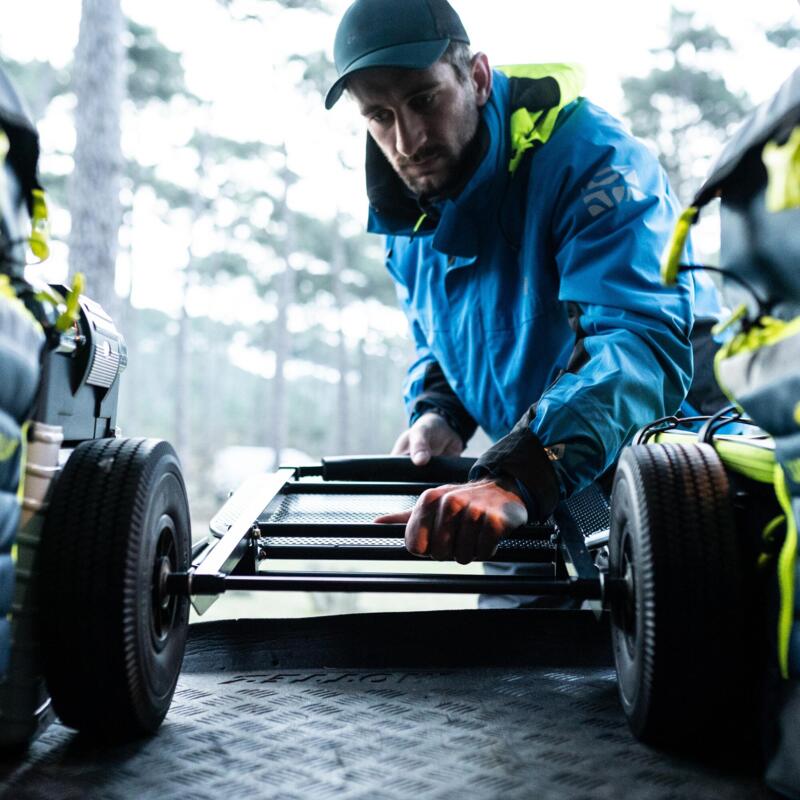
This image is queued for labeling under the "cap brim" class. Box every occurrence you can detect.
[325,38,450,109]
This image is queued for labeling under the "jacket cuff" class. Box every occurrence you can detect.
[469,427,562,521]
[410,402,477,447]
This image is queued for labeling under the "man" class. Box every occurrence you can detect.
[325,0,723,565]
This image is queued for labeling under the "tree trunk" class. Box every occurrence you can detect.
[174,274,191,463]
[269,166,295,468]
[332,231,349,455]
[271,258,293,467]
[174,134,208,469]
[69,0,124,317]
[358,340,372,454]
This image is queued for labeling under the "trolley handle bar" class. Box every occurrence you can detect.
[168,570,604,599]
[293,455,477,484]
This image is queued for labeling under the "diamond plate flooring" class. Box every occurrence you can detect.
[0,610,769,800]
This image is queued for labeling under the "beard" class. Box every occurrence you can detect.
[392,96,482,199]
[395,147,461,196]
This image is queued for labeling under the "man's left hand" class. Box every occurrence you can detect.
[374,479,528,564]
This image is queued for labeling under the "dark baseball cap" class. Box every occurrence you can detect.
[325,0,470,110]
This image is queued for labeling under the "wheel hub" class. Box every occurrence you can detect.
[620,534,637,657]
[151,522,179,647]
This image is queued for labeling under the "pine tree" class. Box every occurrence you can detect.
[622,8,751,202]
[68,0,125,316]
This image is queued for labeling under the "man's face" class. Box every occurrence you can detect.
[348,58,489,197]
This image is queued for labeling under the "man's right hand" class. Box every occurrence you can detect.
[391,411,463,466]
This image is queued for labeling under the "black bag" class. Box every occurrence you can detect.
[687,67,800,799]
[0,63,45,680]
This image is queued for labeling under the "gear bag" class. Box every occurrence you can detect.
[675,67,800,799]
[0,63,45,681]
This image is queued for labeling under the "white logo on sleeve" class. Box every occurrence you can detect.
[581,166,646,217]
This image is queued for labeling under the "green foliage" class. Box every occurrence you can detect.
[192,251,251,282]
[624,66,747,135]
[38,171,69,209]
[1,58,69,121]
[15,1,410,505]
[189,132,267,161]
[665,10,733,55]
[766,21,800,49]
[621,8,751,200]
[216,0,328,17]
[125,20,196,103]
[125,161,198,208]
[623,7,800,202]
[119,302,408,520]
[289,50,338,98]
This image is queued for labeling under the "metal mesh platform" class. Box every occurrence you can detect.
[259,535,555,551]
[258,483,609,536]
[253,482,609,563]
[0,611,767,800]
[262,492,420,525]
[562,483,610,537]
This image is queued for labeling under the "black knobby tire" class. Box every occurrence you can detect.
[608,442,751,748]
[40,438,191,738]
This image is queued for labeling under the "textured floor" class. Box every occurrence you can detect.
[0,610,770,800]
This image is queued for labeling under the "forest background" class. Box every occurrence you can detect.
[1,0,798,615]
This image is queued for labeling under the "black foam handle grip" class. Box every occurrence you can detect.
[320,455,476,484]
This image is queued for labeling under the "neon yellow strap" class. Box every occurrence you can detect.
[715,437,776,484]
[413,214,427,234]
[763,126,800,213]
[715,314,800,406]
[712,303,748,338]
[0,138,50,260]
[764,514,787,543]
[0,274,43,331]
[653,429,776,484]
[32,272,85,332]
[16,421,30,505]
[0,432,18,462]
[29,188,50,261]
[10,421,31,568]
[0,274,15,303]
[33,284,65,308]
[716,314,800,356]
[774,466,798,679]
[759,514,787,569]
[660,206,698,285]
[787,458,800,485]
[56,272,85,332]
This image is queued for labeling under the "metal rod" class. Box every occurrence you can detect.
[555,505,600,582]
[168,570,602,598]
[197,468,295,577]
[584,530,609,549]
[281,482,436,495]
[257,522,556,540]
[258,543,557,563]
[258,523,407,538]
[192,468,296,616]
[191,538,210,561]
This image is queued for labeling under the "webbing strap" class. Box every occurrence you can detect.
[33,271,85,333]
[28,189,50,261]
[660,206,698,286]
[774,466,798,679]
[763,125,800,213]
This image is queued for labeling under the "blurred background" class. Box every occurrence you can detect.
[2,0,798,618]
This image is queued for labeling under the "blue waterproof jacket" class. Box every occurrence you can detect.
[366,65,722,516]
